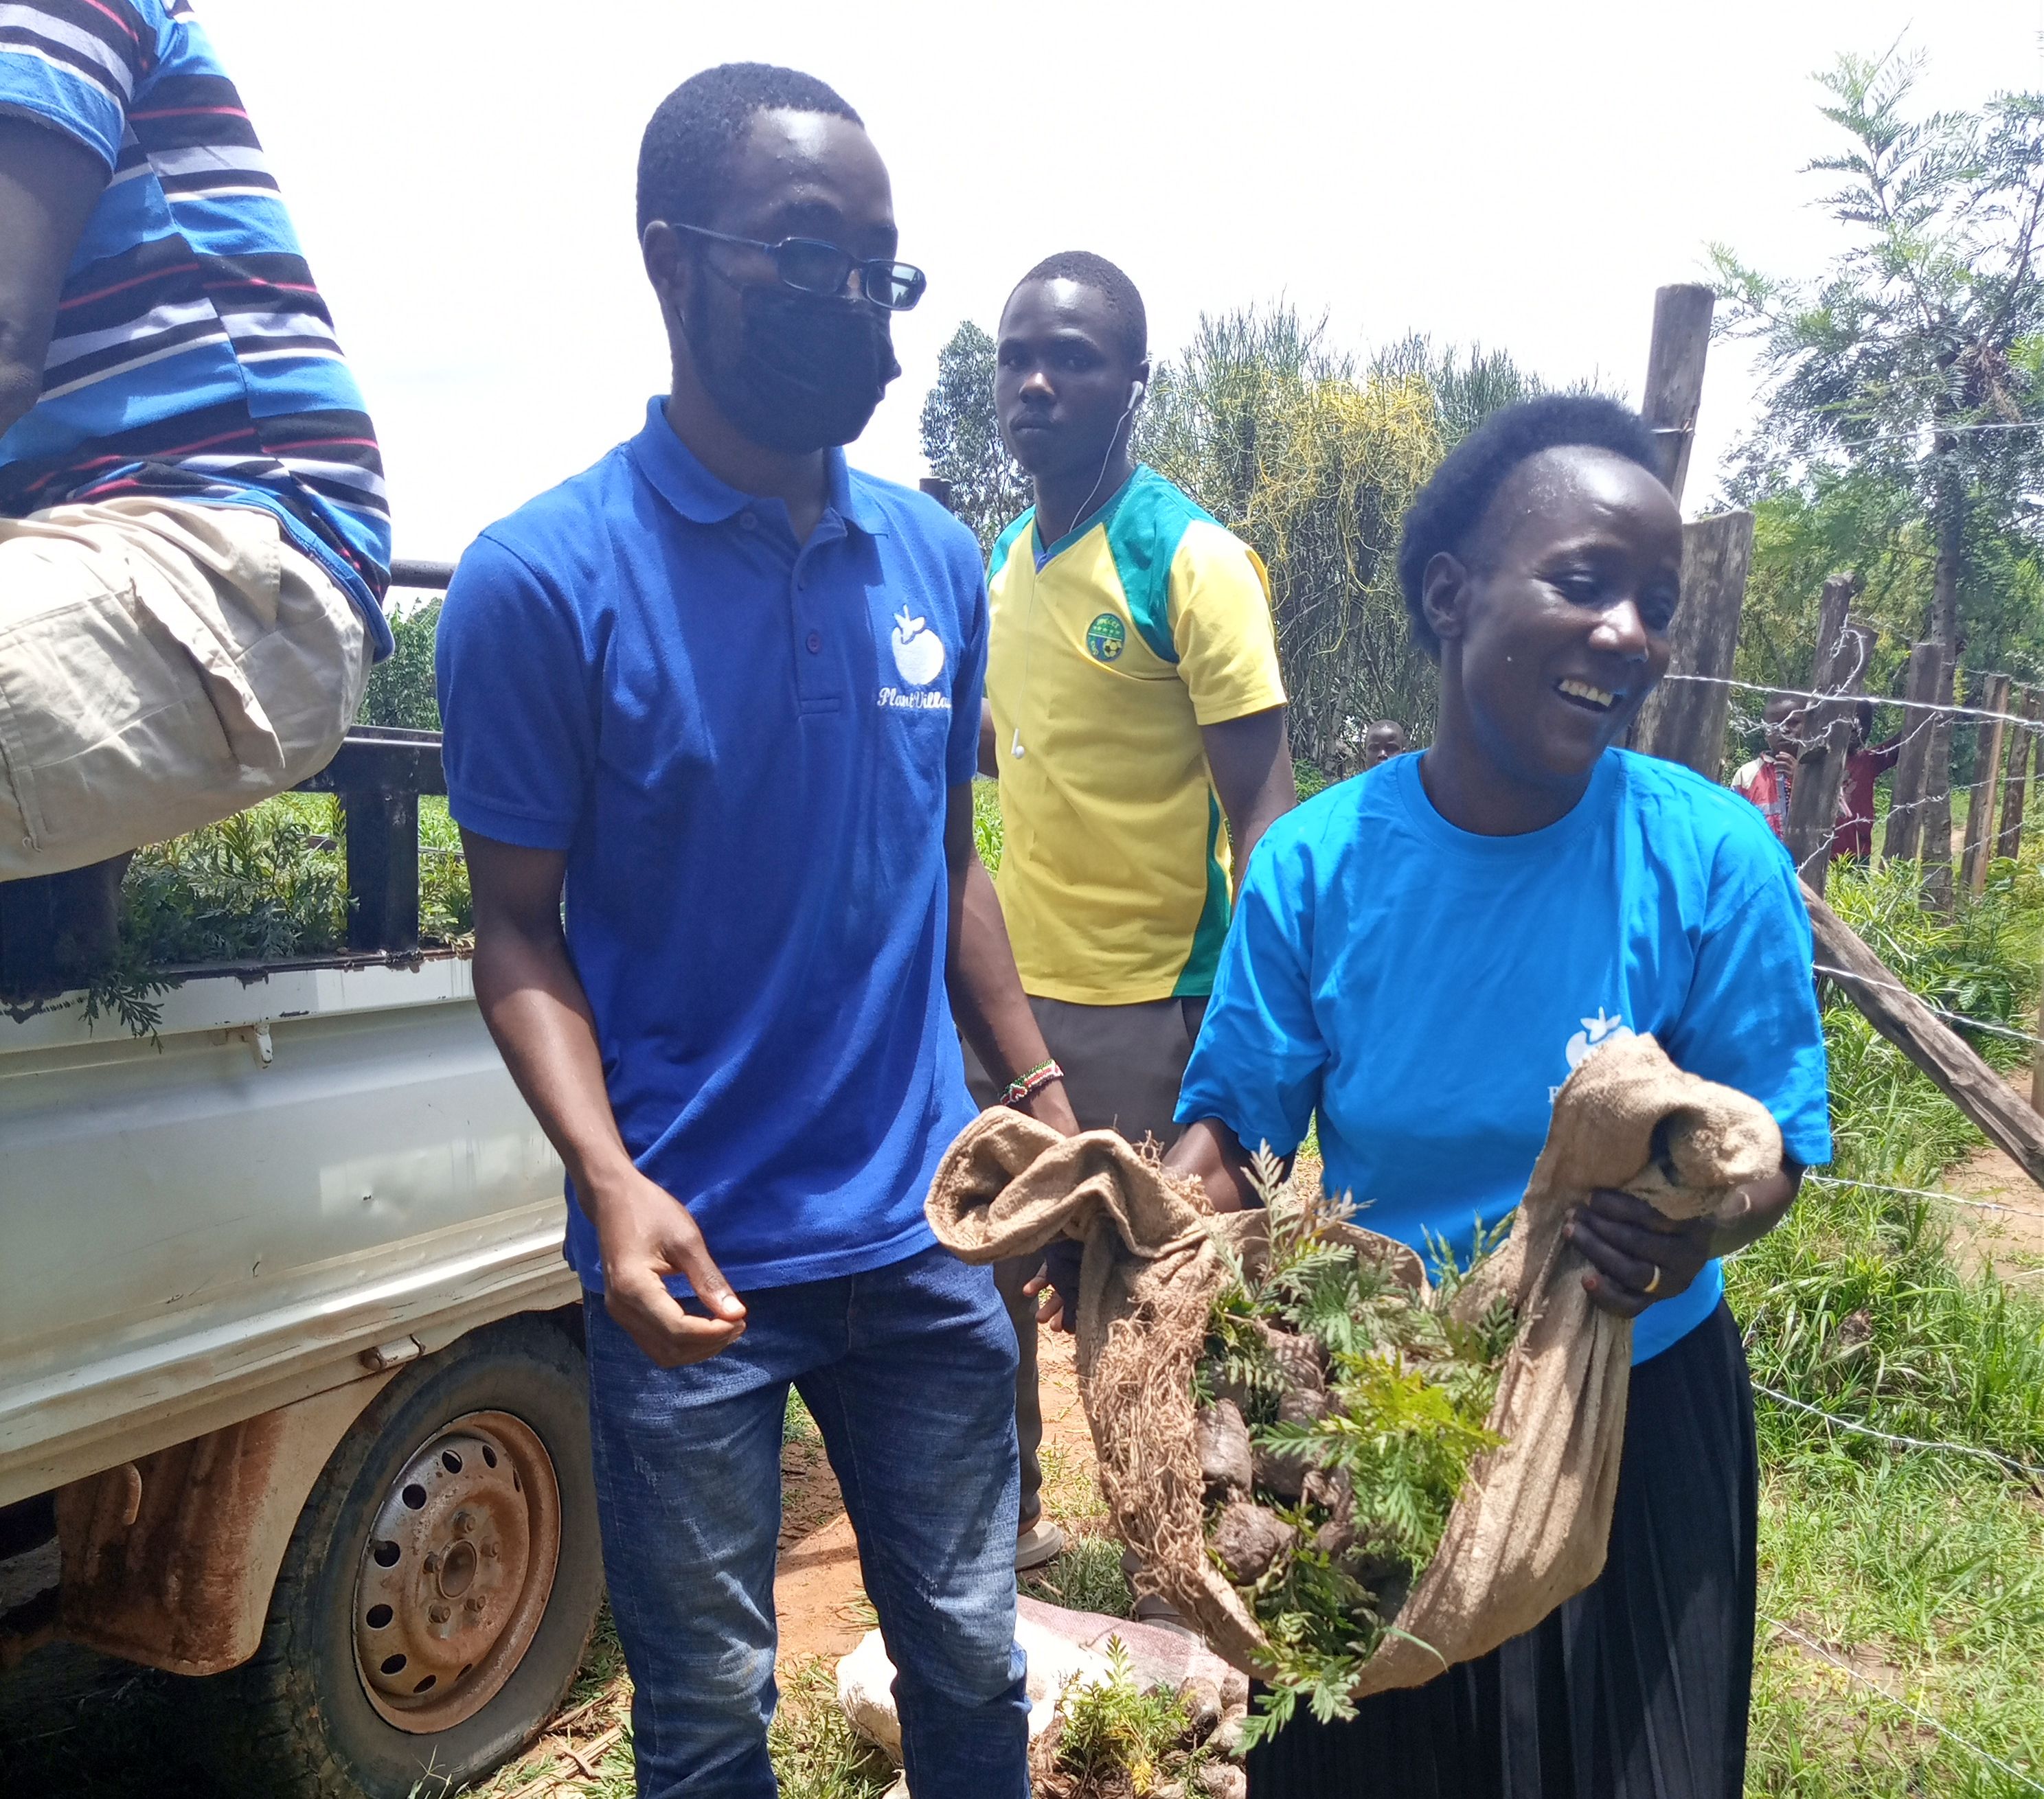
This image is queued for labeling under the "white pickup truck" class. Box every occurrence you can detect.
[1,577,604,1799]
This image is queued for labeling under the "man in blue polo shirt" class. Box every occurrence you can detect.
[437,64,1071,1799]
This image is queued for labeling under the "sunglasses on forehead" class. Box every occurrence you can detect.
[670,222,927,312]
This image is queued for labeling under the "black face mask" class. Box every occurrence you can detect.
[686,275,900,455]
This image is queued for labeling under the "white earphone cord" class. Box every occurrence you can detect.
[1012,379,1146,760]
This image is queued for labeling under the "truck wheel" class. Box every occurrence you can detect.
[204,1316,604,1799]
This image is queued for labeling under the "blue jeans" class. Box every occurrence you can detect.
[583,1243,1029,1798]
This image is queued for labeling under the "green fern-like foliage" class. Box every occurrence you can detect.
[1055,1636,1206,1791]
[1199,1163,1519,1750]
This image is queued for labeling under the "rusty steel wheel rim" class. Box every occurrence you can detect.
[351,1410,562,1732]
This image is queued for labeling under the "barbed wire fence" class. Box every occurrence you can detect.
[1656,635,2044,1783]
[1665,658,2044,911]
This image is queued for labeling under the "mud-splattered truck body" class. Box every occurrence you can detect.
[0,695,607,1798]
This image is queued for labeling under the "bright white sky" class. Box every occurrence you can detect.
[198,0,2042,569]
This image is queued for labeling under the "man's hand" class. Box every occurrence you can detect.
[1567,1165,1800,1316]
[464,829,750,1371]
[585,1165,748,1368]
[1023,1241,1080,1334]
[1014,1074,1080,1136]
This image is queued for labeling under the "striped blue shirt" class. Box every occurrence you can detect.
[0,0,391,652]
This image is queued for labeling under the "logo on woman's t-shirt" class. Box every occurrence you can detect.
[1551,1007,1636,1099]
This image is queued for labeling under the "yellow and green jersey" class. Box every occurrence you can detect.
[986,466,1286,1004]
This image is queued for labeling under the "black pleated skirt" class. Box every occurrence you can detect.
[1246,1299,1759,1799]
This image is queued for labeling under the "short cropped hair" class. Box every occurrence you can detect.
[1396,394,1663,658]
[637,63,861,237]
[1010,251,1148,364]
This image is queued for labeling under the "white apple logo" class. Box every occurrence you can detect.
[890,608,946,687]
[1564,1007,1635,1071]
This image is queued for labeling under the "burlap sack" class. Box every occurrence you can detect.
[924,1032,1782,1697]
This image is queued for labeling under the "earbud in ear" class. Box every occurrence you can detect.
[1128,380,1147,409]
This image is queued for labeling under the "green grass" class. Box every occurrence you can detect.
[1751,1452,2044,1796]
[1021,1533,1135,1618]
[973,775,1003,875]
[766,1656,898,1799]
[1729,854,2044,1796]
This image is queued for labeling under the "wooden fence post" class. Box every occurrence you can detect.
[1783,575,1867,891]
[1920,654,1960,911]
[1881,641,1942,862]
[1804,880,2044,1183]
[1631,510,1754,777]
[1640,285,1716,505]
[1960,673,2012,895]
[1997,687,2040,862]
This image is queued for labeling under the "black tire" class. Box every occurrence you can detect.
[201,1315,604,1799]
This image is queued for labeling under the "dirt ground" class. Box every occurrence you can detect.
[0,1327,1109,1799]
[1936,1074,2044,1285]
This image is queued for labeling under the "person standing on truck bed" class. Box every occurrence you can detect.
[437,62,1073,1799]
[970,252,1295,1579]
[0,0,391,896]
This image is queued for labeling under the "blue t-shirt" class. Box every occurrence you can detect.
[1178,746,1832,1364]
[437,400,986,1293]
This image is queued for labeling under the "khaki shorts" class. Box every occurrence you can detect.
[0,498,370,880]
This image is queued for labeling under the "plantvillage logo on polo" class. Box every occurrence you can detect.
[889,608,945,685]
[878,607,953,713]
[1549,1007,1636,1100]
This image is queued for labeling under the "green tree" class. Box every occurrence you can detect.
[357,599,442,731]
[1714,47,2044,873]
[918,320,1032,551]
[1137,307,1569,765]
[1368,334,1569,448]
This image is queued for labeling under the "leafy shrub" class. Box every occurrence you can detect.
[358,598,442,731]
[122,795,345,965]
[1199,1166,1513,1742]
[1041,1638,1208,1799]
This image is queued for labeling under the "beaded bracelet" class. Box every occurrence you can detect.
[1000,1059,1065,1108]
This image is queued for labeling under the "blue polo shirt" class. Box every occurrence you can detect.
[438,400,986,1293]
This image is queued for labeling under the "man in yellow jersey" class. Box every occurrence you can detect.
[970,251,1295,1572]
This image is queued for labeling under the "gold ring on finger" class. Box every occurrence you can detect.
[1643,1264,1663,1295]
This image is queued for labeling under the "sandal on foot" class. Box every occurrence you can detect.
[1014,1517,1067,1570]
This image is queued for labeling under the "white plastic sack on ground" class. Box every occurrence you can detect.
[835,1593,1249,1770]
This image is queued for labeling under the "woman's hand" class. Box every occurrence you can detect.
[1565,1189,1716,1316]
[1567,1165,1800,1316]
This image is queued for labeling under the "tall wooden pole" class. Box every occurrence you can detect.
[1783,575,1867,893]
[1804,881,2044,1184]
[1997,688,2040,862]
[1960,674,2011,896]
[1639,285,1716,505]
[1630,511,1754,777]
[1882,641,1942,862]
[1920,653,1960,911]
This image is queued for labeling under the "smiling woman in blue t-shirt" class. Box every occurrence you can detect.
[1168,395,1832,1798]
